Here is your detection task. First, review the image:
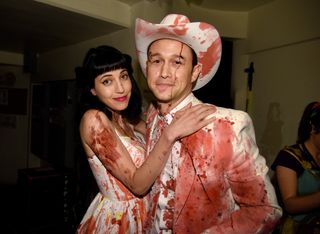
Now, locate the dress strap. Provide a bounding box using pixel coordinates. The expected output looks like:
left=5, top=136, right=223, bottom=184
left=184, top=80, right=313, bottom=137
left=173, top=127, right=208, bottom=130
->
left=284, top=144, right=320, bottom=180
left=283, top=145, right=305, bottom=167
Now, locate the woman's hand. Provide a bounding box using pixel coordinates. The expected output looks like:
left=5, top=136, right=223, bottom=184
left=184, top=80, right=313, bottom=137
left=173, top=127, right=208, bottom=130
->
left=164, top=103, right=216, bottom=142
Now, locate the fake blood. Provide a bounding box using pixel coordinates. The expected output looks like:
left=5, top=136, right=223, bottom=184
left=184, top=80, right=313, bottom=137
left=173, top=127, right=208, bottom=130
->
left=90, top=116, right=121, bottom=173
left=172, top=117, right=274, bottom=232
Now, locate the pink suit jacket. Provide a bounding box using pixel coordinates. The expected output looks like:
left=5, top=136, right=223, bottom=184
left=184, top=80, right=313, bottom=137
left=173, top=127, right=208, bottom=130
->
left=145, top=96, right=282, bottom=234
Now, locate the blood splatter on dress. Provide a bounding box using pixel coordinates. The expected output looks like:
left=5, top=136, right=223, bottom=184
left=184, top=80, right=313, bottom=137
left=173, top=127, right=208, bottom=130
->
left=76, top=132, right=149, bottom=234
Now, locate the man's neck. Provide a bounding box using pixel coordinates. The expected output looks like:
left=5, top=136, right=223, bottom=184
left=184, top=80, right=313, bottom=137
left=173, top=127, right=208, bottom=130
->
left=157, top=93, right=193, bottom=115
left=157, top=102, right=177, bottom=115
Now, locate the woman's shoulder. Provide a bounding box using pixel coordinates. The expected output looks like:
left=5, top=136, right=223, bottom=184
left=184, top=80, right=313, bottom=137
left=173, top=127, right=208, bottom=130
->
left=271, top=144, right=304, bottom=174
left=80, top=109, right=112, bottom=132
left=82, top=109, right=108, bottom=121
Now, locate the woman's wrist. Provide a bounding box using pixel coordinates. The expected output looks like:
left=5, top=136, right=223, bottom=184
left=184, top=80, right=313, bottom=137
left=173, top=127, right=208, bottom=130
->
left=162, top=127, right=178, bottom=144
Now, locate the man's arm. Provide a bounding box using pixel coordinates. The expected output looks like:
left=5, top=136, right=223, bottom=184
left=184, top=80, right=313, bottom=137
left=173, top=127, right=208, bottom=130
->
left=207, top=111, right=282, bottom=233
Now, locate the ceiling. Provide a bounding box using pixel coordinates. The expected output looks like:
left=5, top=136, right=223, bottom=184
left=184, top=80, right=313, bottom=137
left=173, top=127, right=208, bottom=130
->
left=0, top=0, right=274, bottom=54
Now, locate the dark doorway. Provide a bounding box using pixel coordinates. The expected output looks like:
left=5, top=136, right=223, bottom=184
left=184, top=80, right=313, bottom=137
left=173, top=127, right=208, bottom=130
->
left=194, top=39, right=233, bottom=108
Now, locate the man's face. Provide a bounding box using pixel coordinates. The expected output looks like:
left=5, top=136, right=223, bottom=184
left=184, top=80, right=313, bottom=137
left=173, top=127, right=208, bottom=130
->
left=146, top=39, right=201, bottom=107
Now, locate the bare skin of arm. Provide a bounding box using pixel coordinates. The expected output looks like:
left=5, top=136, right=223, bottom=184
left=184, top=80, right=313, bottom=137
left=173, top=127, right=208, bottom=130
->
left=276, top=165, right=320, bottom=214
left=80, top=104, right=215, bottom=196
left=133, top=119, right=146, bottom=136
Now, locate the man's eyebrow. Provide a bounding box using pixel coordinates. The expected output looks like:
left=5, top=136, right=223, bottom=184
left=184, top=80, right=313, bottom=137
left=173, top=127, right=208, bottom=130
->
left=148, top=51, right=158, bottom=56
left=148, top=52, right=185, bottom=60
left=176, top=55, right=185, bottom=60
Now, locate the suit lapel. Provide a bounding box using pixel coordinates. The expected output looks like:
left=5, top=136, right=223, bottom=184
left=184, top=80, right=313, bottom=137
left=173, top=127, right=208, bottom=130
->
left=174, top=128, right=215, bottom=225
left=174, top=144, right=196, bottom=224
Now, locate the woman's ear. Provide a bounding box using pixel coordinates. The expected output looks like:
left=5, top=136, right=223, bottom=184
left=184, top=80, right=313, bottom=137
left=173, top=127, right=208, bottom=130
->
left=191, top=64, right=202, bottom=83
left=90, top=88, right=97, bottom=96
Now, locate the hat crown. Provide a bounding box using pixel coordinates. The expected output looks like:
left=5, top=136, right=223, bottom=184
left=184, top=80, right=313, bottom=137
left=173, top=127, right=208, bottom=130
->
left=135, top=14, right=222, bottom=90
left=160, top=14, right=190, bottom=25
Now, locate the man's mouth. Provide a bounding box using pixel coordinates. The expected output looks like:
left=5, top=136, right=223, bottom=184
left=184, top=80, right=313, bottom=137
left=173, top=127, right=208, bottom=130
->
left=156, top=83, right=174, bottom=92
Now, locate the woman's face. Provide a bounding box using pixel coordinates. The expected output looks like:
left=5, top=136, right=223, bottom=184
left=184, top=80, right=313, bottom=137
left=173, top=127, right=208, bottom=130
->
left=91, top=68, right=132, bottom=112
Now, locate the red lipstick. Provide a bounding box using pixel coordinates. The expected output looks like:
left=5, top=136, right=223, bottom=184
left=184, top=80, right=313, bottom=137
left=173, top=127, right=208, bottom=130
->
left=114, top=96, right=127, bottom=102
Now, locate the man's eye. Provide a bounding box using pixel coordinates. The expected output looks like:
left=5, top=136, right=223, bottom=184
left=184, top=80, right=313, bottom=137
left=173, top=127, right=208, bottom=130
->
left=149, top=58, right=161, bottom=64
left=175, top=59, right=182, bottom=65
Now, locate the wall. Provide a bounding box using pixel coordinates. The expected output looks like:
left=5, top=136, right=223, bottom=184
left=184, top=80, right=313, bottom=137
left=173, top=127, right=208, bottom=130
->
left=37, top=0, right=248, bottom=79
left=37, top=0, right=171, bottom=105
left=171, top=0, right=248, bottom=39
left=37, top=28, right=136, bottom=82
left=0, top=51, right=23, bottom=66
left=0, top=63, right=40, bottom=184
left=231, top=0, right=320, bottom=167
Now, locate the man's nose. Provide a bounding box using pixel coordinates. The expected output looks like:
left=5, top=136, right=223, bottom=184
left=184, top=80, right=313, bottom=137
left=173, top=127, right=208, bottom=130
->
left=160, top=62, right=171, bottom=79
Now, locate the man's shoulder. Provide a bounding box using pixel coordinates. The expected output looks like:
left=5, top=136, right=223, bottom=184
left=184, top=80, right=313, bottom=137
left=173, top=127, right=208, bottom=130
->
left=210, top=105, right=250, bottom=121
left=199, top=105, right=253, bottom=134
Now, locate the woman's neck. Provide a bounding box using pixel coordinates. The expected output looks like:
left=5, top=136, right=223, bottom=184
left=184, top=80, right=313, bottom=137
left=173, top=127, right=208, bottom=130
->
left=112, top=112, right=134, bottom=138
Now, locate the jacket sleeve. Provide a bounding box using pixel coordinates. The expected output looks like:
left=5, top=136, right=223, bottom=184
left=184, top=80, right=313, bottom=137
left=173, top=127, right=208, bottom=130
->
left=207, top=111, right=282, bottom=233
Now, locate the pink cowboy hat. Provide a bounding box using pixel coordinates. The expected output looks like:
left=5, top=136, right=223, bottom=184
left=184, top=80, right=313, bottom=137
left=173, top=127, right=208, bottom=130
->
left=135, top=14, right=222, bottom=90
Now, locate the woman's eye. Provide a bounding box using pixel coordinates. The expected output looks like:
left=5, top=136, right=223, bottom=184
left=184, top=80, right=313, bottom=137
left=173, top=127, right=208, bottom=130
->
left=102, top=80, right=111, bottom=85
left=121, top=74, right=129, bottom=80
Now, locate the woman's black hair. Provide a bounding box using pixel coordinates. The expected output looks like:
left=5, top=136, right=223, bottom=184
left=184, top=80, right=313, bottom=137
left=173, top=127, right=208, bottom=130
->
left=297, top=101, right=320, bottom=143
left=76, top=45, right=142, bottom=124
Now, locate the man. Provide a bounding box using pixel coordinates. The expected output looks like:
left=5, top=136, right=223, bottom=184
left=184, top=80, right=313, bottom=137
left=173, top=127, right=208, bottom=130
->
left=135, top=14, right=282, bottom=233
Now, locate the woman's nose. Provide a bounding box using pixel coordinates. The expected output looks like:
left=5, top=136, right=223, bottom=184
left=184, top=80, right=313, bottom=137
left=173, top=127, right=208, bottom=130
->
left=115, top=80, right=125, bottom=92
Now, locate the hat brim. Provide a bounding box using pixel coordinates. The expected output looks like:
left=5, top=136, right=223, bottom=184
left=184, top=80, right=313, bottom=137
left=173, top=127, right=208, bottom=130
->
left=135, top=17, right=222, bottom=90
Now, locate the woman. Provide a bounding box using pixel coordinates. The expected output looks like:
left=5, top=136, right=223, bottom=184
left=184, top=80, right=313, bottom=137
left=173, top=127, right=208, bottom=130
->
left=272, top=101, right=320, bottom=233
left=76, top=45, right=214, bottom=233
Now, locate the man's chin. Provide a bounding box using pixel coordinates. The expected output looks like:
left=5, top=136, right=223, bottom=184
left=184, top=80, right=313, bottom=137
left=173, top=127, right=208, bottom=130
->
left=153, top=93, right=173, bottom=103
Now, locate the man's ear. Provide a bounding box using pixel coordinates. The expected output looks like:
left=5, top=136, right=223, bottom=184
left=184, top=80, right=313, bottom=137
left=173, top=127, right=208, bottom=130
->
left=191, top=64, right=202, bottom=83
left=90, top=88, right=97, bottom=96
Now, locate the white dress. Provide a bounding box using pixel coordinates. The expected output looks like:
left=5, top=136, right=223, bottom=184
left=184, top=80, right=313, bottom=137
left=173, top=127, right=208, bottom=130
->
left=76, top=132, right=148, bottom=234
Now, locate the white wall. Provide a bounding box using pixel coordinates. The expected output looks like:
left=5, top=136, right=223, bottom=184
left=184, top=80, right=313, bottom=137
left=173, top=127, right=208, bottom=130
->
left=232, top=0, right=320, bottom=166
left=36, top=29, right=134, bottom=82
left=171, top=0, right=248, bottom=39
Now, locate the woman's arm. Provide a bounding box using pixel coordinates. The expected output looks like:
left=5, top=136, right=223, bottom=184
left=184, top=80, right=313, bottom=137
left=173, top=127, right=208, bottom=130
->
left=80, top=104, right=215, bottom=196
left=276, top=165, right=320, bottom=214
left=133, top=119, right=146, bottom=136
